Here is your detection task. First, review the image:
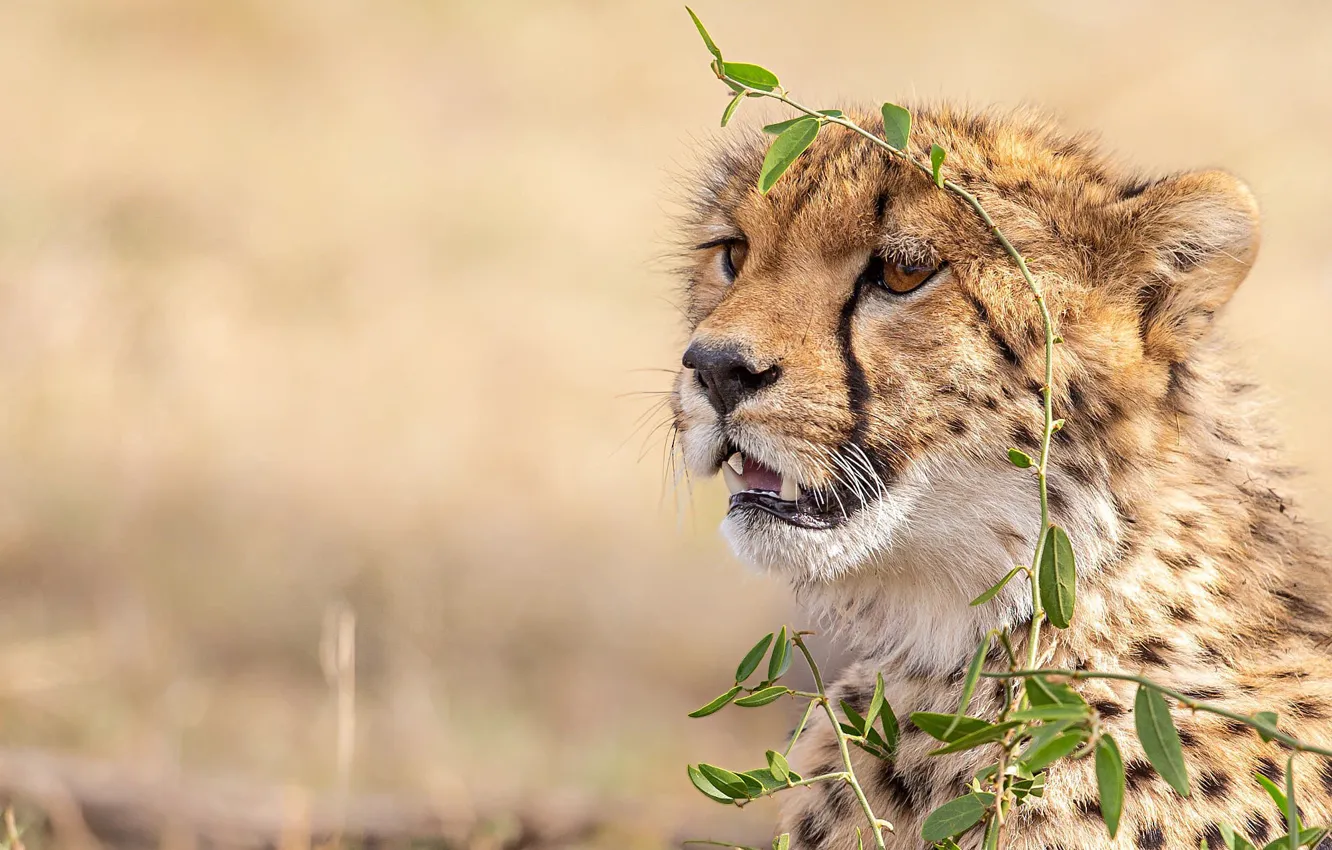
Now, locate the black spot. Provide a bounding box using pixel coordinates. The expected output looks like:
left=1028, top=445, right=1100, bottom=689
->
left=964, top=292, right=1021, bottom=367
left=1291, top=697, right=1329, bottom=720
left=1272, top=589, right=1324, bottom=621
left=1177, top=726, right=1200, bottom=748
left=1245, top=812, right=1271, bottom=842
left=1167, top=240, right=1207, bottom=272
left=875, top=760, right=915, bottom=811
left=1092, top=700, right=1124, bottom=718
left=1125, top=759, right=1155, bottom=790
left=1158, top=550, right=1199, bottom=573
left=1073, top=797, right=1101, bottom=819
left=1167, top=360, right=1193, bottom=397
left=1199, top=824, right=1225, bottom=850
left=1047, top=486, right=1068, bottom=516
left=1167, top=604, right=1198, bottom=623
left=1136, top=823, right=1166, bottom=848
left=794, top=811, right=828, bottom=848
left=1321, top=760, right=1332, bottom=797
left=1120, top=178, right=1153, bottom=199
left=1256, top=756, right=1282, bottom=783
left=948, top=417, right=969, bottom=436
left=1199, top=771, right=1231, bottom=800
left=1181, top=686, right=1225, bottom=700
left=823, top=781, right=856, bottom=818
left=1128, top=637, right=1171, bottom=667
left=873, top=191, right=888, bottom=223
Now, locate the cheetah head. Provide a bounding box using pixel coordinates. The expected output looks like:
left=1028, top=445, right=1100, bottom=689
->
left=671, top=105, right=1260, bottom=603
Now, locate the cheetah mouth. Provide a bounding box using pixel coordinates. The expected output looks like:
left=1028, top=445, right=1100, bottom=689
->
left=718, top=446, right=856, bottom=530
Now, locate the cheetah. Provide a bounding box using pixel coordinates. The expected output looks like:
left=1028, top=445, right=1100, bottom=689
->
left=669, top=104, right=1332, bottom=848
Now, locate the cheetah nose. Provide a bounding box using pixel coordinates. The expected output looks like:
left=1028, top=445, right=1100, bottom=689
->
left=681, top=340, right=781, bottom=417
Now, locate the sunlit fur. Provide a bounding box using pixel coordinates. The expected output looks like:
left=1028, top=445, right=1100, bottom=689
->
left=669, top=104, right=1332, bottom=848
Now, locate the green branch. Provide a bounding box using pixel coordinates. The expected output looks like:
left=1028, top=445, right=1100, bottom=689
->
left=984, top=669, right=1332, bottom=759
left=791, top=633, right=893, bottom=847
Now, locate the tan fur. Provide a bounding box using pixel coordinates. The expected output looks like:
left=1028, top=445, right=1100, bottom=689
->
left=670, top=105, right=1332, bottom=849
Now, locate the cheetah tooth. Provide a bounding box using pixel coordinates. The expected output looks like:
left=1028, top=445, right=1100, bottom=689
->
left=726, top=452, right=744, bottom=475
left=722, top=462, right=745, bottom=496
left=780, top=473, right=800, bottom=503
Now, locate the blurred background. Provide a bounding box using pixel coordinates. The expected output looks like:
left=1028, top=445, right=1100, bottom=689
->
left=0, top=0, right=1328, bottom=847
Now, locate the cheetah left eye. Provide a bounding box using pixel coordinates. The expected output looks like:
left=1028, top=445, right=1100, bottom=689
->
left=861, top=256, right=946, bottom=295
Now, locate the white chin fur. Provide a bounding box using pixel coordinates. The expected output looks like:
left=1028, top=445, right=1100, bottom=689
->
left=720, top=495, right=912, bottom=583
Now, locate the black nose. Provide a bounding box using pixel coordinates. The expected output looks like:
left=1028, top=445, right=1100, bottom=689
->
left=681, top=340, right=781, bottom=417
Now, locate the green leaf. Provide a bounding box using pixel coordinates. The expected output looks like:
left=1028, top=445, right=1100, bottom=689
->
left=1007, top=448, right=1033, bottom=469
left=773, top=834, right=790, bottom=850
left=758, top=118, right=819, bottom=194
left=736, top=633, right=774, bottom=683
left=1284, top=756, right=1299, bottom=850
left=697, top=763, right=750, bottom=799
left=1254, top=711, right=1280, bottom=743
left=1134, top=686, right=1190, bottom=796
left=866, top=672, right=886, bottom=729
left=1038, top=525, right=1077, bottom=629
left=1024, top=675, right=1087, bottom=708
left=1095, top=736, right=1125, bottom=839
left=739, top=768, right=783, bottom=794
left=982, top=817, right=1000, bottom=850
left=1256, top=772, right=1293, bottom=824
left=1218, top=824, right=1257, bottom=850
left=766, top=749, right=790, bottom=783
left=767, top=627, right=791, bottom=681
left=971, top=567, right=1024, bottom=607
left=688, top=764, right=737, bottom=803
left=1261, top=829, right=1329, bottom=850
left=930, top=144, right=947, bottom=187
left=685, top=7, right=722, bottom=61
left=930, top=721, right=1023, bottom=756
left=1008, top=704, right=1091, bottom=722
left=1011, top=770, right=1046, bottom=801
left=880, top=103, right=911, bottom=150
left=763, top=110, right=842, bottom=135
left=735, top=685, right=789, bottom=707
left=879, top=699, right=900, bottom=757
left=942, top=635, right=991, bottom=744
left=840, top=700, right=867, bottom=735
left=722, top=62, right=779, bottom=91
left=688, top=685, right=742, bottom=718
left=911, top=711, right=991, bottom=742
left=920, top=793, right=994, bottom=842
left=720, top=92, right=744, bottom=128
left=1018, top=729, right=1086, bottom=772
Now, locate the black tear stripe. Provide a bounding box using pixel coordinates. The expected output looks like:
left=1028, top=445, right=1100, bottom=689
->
left=835, top=278, right=895, bottom=489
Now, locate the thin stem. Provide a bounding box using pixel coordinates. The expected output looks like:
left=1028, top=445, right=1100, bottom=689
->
left=984, top=669, right=1332, bottom=759
left=785, top=698, right=818, bottom=756
left=792, top=634, right=892, bottom=848
left=731, top=80, right=1061, bottom=846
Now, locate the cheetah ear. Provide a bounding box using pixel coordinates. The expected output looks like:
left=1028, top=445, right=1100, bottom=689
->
left=1115, top=169, right=1260, bottom=359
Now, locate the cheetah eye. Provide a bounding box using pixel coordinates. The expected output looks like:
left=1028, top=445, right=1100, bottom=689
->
left=861, top=256, right=945, bottom=295
left=720, top=240, right=749, bottom=282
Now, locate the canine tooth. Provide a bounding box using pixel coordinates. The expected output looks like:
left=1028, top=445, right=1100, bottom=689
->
left=722, top=462, right=745, bottom=496
left=780, top=473, right=800, bottom=503
left=726, top=452, right=744, bottom=474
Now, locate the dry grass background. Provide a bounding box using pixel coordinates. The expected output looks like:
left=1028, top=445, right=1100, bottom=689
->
left=0, top=0, right=1328, bottom=846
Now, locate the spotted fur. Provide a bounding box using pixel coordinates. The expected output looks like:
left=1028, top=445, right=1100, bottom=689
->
left=669, top=104, right=1332, bottom=848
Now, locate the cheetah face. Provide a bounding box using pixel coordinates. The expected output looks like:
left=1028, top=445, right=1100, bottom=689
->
left=671, top=106, right=1259, bottom=585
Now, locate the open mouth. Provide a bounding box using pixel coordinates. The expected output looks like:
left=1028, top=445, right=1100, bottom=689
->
left=719, top=447, right=850, bottom=530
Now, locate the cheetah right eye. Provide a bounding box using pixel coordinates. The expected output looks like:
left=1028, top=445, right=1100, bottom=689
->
left=720, top=240, right=749, bottom=282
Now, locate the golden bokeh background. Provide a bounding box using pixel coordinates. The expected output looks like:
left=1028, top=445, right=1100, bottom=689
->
left=0, top=1, right=1328, bottom=846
